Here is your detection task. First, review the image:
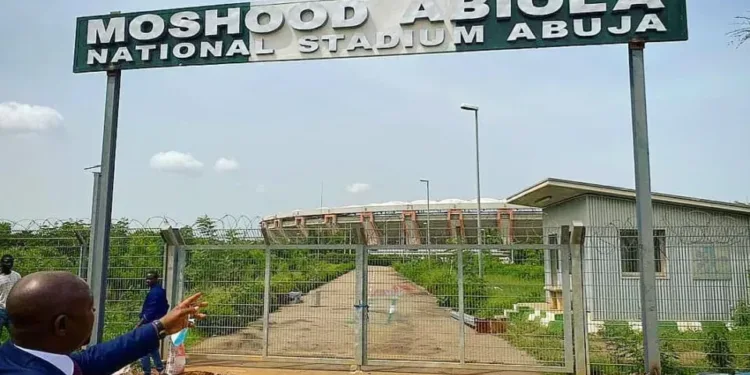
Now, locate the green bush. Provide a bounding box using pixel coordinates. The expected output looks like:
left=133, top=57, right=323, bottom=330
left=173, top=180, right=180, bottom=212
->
left=732, top=301, right=750, bottom=328
left=596, top=321, right=685, bottom=375
left=704, top=322, right=735, bottom=374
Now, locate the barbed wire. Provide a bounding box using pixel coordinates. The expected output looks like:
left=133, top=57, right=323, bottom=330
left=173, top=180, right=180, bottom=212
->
left=2, top=209, right=748, bottom=247
left=585, top=209, right=750, bottom=252
left=0, top=215, right=265, bottom=231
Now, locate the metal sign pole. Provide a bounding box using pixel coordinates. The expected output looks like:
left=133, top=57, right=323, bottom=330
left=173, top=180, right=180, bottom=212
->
left=89, top=69, right=122, bottom=345
left=628, top=40, right=660, bottom=375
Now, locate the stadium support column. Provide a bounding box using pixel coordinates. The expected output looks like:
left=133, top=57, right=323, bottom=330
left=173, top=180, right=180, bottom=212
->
left=295, top=216, right=309, bottom=238
left=401, top=211, right=420, bottom=246
left=360, top=212, right=380, bottom=245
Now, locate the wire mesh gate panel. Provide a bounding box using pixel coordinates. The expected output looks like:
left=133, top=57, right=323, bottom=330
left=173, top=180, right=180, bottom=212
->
left=181, top=244, right=266, bottom=355
left=265, top=245, right=357, bottom=360
left=364, top=244, right=573, bottom=372
left=366, top=248, right=461, bottom=363
left=177, top=230, right=574, bottom=372
left=181, top=244, right=357, bottom=361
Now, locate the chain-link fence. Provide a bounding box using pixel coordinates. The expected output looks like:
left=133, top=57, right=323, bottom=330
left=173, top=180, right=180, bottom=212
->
left=0, top=223, right=164, bottom=343
left=104, top=228, right=165, bottom=341
left=4, top=218, right=749, bottom=374
left=585, top=224, right=750, bottom=375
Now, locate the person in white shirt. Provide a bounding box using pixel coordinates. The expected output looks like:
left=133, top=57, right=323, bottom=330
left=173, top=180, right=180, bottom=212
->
left=0, top=254, right=22, bottom=338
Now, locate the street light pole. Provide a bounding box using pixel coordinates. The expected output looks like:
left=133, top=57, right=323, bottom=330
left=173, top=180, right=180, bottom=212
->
left=461, top=104, right=483, bottom=279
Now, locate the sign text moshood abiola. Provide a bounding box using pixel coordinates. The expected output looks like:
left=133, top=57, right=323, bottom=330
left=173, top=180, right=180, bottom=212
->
left=72, top=0, right=688, bottom=73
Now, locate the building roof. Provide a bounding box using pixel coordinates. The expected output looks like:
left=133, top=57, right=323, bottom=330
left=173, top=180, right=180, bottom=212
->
left=506, top=178, right=750, bottom=215
left=262, top=198, right=539, bottom=221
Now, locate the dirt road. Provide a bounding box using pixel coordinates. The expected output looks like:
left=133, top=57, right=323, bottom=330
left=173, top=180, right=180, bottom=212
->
left=191, top=266, right=536, bottom=365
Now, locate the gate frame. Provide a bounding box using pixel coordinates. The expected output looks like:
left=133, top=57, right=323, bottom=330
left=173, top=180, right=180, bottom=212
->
left=174, top=224, right=587, bottom=374
left=362, top=228, right=579, bottom=373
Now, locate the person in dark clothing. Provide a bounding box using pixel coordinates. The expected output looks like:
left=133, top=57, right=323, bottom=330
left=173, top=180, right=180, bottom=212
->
left=138, top=271, right=169, bottom=375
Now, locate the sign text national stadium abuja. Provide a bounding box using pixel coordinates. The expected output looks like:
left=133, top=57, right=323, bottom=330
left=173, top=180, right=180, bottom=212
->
left=75, top=0, right=686, bottom=72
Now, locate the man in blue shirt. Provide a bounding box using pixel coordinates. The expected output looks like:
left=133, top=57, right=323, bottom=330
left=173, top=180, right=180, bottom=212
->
left=138, top=271, right=169, bottom=375
left=0, top=271, right=206, bottom=375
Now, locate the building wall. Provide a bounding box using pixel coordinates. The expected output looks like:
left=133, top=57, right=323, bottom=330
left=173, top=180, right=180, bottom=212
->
left=541, top=194, right=750, bottom=322
left=542, top=197, right=589, bottom=308
left=584, top=195, right=750, bottom=322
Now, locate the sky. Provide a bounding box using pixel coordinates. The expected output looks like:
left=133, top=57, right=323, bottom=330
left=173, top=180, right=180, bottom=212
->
left=0, top=0, right=749, bottom=225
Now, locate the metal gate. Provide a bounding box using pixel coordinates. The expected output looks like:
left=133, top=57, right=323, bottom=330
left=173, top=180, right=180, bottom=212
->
left=361, top=244, right=575, bottom=373
left=167, top=228, right=579, bottom=373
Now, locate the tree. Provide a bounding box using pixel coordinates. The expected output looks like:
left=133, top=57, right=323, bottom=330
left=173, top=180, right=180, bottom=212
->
left=194, top=215, right=217, bottom=239
left=729, top=14, right=750, bottom=47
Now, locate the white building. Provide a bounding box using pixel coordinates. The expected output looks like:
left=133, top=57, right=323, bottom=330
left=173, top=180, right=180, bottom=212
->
left=507, top=178, right=750, bottom=325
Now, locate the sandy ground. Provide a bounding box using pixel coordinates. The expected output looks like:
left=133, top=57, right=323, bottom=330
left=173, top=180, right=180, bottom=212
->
left=191, top=266, right=537, bottom=366
left=185, top=364, right=540, bottom=375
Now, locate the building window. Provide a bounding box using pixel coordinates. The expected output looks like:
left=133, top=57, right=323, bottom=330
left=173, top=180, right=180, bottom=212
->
left=548, top=234, right=559, bottom=284
left=548, top=234, right=558, bottom=245
left=619, top=229, right=666, bottom=275
left=693, top=245, right=731, bottom=280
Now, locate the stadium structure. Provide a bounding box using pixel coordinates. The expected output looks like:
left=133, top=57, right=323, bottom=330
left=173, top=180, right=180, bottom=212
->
left=261, top=199, right=543, bottom=246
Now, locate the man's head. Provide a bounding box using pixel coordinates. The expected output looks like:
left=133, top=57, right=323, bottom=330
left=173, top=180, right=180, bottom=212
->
left=146, top=271, right=160, bottom=287
left=1, top=254, right=13, bottom=274
left=6, top=271, right=95, bottom=354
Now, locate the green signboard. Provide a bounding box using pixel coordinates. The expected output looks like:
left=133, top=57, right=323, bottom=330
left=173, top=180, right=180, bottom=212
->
left=73, top=0, right=688, bottom=73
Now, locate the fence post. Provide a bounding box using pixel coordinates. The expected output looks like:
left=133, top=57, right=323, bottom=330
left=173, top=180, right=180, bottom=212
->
left=457, top=241, right=466, bottom=364
left=160, top=227, right=185, bottom=359
left=261, top=227, right=272, bottom=358
left=73, top=231, right=87, bottom=279
left=560, top=226, right=574, bottom=372
left=354, top=225, right=368, bottom=369
left=569, top=222, right=589, bottom=375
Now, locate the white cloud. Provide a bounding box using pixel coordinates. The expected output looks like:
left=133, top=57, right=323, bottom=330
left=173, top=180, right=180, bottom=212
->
left=0, top=102, right=63, bottom=133
left=214, top=157, right=240, bottom=173
left=346, top=182, right=371, bottom=194
left=255, top=184, right=266, bottom=193
left=149, top=151, right=204, bottom=173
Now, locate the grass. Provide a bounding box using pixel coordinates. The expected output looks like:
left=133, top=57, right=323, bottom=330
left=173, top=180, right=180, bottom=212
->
left=501, top=311, right=566, bottom=366
left=392, top=256, right=750, bottom=375
left=393, top=252, right=546, bottom=318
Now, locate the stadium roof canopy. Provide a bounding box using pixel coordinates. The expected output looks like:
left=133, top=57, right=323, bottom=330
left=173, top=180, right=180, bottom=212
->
left=262, top=198, right=538, bottom=221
